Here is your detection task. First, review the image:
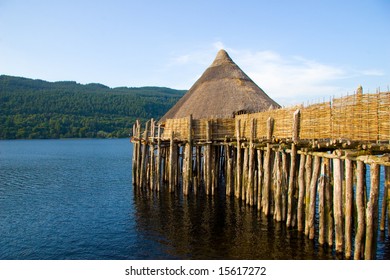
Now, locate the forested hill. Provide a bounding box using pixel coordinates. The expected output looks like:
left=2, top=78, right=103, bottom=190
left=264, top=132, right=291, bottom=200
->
left=0, top=75, right=185, bottom=139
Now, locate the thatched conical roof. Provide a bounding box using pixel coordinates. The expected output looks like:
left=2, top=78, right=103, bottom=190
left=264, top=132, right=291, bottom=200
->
left=160, top=49, right=280, bottom=122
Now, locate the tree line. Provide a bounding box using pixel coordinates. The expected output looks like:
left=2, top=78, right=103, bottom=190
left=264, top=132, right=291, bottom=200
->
left=0, top=75, right=185, bottom=139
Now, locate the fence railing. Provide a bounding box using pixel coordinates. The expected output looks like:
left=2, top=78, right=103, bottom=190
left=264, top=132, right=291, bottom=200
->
left=160, top=91, right=390, bottom=142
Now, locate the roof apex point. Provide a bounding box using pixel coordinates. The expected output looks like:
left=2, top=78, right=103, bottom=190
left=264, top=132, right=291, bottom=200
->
left=211, top=49, right=233, bottom=66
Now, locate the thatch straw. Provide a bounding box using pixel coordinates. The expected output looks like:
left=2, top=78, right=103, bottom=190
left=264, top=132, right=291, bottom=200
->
left=160, top=49, right=280, bottom=122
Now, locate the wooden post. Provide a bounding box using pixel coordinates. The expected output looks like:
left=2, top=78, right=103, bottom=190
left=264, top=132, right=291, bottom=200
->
left=271, top=152, right=278, bottom=216
left=225, top=144, right=233, bottom=196
left=131, top=121, right=139, bottom=187
left=333, top=156, right=344, bottom=253
left=183, top=144, right=189, bottom=195
left=292, top=109, right=301, bottom=143
left=304, top=155, right=313, bottom=236
left=262, top=117, right=274, bottom=216
left=135, top=120, right=142, bottom=187
left=183, top=115, right=193, bottom=196
left=242, top=144, right=249, bottom=202
left=247, top=119, right=255, bottom=205
left=318, top=175, right=326, bottom=245
left=297, top=154, right=306, bottom=231
left=139, top=121, right=150, bottom=189
left=365, top=163, right=380, bottom=259
left=354, top=161, right=366, bottom=259
left=287, top=143, right=297, bottom=227
left=274, top=150, right=282, bottom=222
left=195, top=146, right=201, bottom=194
left=168, top=131, right=175, bottom=193
left=156, top=124, right=161, bottom=191
left=175, top=145, right=180, bottom=190
left=287, top=110, right=300, bottom=227
left=211, top=146, right=217, bottom=196
left=309, top=156, right=321, bottom=239
left=254, top=170, right=258, bottom=207
left=205, top=120, right=212, bottom=195
left=323, top=158, right=333, bottom=247
left=257, top=150, right=263, bottom=211
left=235, top=119, right=242, bottom=199
left=281, top=151, right=288, bottom=222
left=380, top=166, right=389, bottom=231
left=149, top=119, right=155, bottom=190
left=188, top=115, right=193, bottom=190
left=344, top=158, right=354, bottom=258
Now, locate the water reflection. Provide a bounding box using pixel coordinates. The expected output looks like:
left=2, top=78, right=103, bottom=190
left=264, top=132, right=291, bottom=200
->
left=133, top=188, right=339, bottom=260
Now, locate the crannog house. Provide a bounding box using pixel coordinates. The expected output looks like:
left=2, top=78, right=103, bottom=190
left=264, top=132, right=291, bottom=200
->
left=132, top=49, right=390, bottom=260
left=160, top=49, right=280, bottom=123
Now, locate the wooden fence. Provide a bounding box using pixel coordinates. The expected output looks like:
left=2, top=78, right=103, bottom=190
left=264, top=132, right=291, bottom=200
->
left=161, top=91, right=390, bottom=142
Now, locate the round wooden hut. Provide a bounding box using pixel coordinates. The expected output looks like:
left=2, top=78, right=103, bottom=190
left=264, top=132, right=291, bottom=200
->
left=160, top=49, right=280, bottom=123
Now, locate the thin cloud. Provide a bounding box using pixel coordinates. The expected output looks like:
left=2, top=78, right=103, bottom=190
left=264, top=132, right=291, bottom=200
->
left=166, top=43, right=385, bottom=105
left=231, top=50, right=347, bottom=105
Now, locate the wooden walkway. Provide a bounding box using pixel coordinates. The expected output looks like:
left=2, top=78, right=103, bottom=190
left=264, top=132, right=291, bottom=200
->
left=131, top=90, right=390, bottom=260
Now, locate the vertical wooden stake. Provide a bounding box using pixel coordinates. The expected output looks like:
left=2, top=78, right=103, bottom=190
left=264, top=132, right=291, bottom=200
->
left=304, top=155, right=313, bottom=236
left=281, top=151, right=288, bottom=222
left=262, top=117, right=274, bottom=216
left=254, top=170, right=258, bottom=207
left=149, top=119, right=155, bottom=191
left=323, top=158, right=333, bottom=247
left=309, top=156, right=321, bottom=239
left=139, top=121, right=150, bottom=189
left=297, top=154, right=306, bottom=231
left=345, top=158, right=354, bottom=258
left=132, top=123, right=137, bottom=186
left=333, top=156, right=344, bottom=253
left=242, top=145, right=249, bottom=202
left=196, top=146, right=201, bottom=194
left=287, top=143, right=297, bottom=227
left=247, top=119, right=255, bottom=205
left=257, top=149, right=263, bottom=211
left=183, top=115, right=193, bottom=196
left=380, top=166, right=389, bottom=231
left=225, top=144, right=232, bottom=196
left=132, top=121, right=140, bottom=187
left=135, top=120, right=142, bottom=187
left=205, top=120, right=212, bottom=195
left=168, top=131, right=175, bottom=193
left=156, top=124, right=161, bottom=191
left=235, top=119, right=242, bottom=199
left=274, top=150, right=282, bottom=222
left=365, top=163, right=380, bottom=259
left=318, top=175, right=326, bottom=245
left=354, top=161, right=366, bottom=259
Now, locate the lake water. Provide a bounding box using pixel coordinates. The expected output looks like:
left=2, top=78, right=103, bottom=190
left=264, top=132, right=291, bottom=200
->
left=0, top=139, right=389, bottom=260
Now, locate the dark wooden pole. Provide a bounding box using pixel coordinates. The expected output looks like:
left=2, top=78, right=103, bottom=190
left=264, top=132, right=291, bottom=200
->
left=380, top=166, right=389, bottom=232
left=262, top=117, right=274, bottom=216
left=156, top=124, right=161, bottom=191
left=333, top=156, right=344, bottom=252
left=354, top=161, right=366, bottom=259
left=304, top=154, right=313, bottom=236
left=297, top=154, right=306, bottom=231
left=365, top=163, right=380, bottom=259
left=308, top=156, right=321, bottom=239
left=168, top=130, right=175, bottom=193
left=345, top=158, right=354, bottom=258
left=247, top=119, right=255, bottom=205
left=235, top=119, right=242, bottom=199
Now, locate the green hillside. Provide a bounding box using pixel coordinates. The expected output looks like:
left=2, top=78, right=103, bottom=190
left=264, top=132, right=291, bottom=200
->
left=0, top=75, right=185, bottom=139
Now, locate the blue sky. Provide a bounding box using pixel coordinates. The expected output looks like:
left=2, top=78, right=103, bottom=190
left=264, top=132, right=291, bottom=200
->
left=0, top=0, right=389, bottom=105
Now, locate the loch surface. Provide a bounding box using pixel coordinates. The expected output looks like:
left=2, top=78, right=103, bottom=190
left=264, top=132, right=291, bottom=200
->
left=0, top=139, right=388, bottom=259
